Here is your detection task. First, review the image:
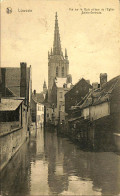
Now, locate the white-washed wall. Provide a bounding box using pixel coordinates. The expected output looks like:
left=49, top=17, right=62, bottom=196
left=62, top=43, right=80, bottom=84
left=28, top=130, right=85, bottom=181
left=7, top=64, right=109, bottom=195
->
left=82, top=107, right=90, bottom=119
left=36, top=103, right=44, bottom=127
left=89, top=102, right=110, bottom=121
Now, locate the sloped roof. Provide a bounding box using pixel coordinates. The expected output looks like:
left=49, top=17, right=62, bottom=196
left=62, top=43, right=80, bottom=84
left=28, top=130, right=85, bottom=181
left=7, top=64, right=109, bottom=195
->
left=0, top=98, right=23, bottom=111
left=68, top=116, right=83, bottom=122
left=32, top=92, right=45, bottom=104
left=7, top=87, right=17, bottom=96
left=65, top=78, right=92, bottom=95
left=36, top=93, right=45, bottom=103
left=93, top=75, right=120, bottom=106
left=80, top=92, right=93, bottom=109
left=8, top=97, right=25, bottom=100
left=99, top=75, right=120, bottom=96
left=80, top=75, right=120, bottom=109
left=42, top=90, right=48, bottom=103
left=1, top=67, right=30, bottom=97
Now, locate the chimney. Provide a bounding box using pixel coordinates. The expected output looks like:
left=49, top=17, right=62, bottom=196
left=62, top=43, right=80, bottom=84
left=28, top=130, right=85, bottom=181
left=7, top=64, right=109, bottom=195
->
left=1, top=68, right=6, bottom=97
left=92, top=82, right=98, bottom=90
left=20, top=62, right=27, bottom=102
left=100, top=73, right=107, bottom=88
left=33, top=90, right=36, bottom=95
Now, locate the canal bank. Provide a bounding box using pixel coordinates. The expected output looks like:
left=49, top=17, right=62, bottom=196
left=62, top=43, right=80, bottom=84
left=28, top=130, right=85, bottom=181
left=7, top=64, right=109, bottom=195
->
left=0, top=127, right=120, bottom=196
left=0, top=127, right=28, bottom=171
left=0, top=98, right=31, bottom=171
left=57, top=113, right=120, bottom=152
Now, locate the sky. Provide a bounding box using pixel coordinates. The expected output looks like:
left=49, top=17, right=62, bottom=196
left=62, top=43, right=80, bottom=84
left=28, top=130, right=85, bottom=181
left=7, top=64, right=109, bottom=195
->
left=1, top=0, right=120, bottom=92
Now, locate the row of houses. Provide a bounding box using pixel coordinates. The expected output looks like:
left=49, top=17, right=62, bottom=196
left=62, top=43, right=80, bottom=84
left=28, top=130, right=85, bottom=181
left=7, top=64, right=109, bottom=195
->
left=44, top=76, right=72, bottom=126
left=67, top=74, right=120, bottom=125
left=0, top=62, right=33, bottom=171
left=31, top=86, right=47, bottom=128
left=44, top=75, right=92, bottom=126
left=56, top=73, right=120, bottom=151
left=44, top=61, right=120, bottom=149
left=47, top=72, right=119, bottom=131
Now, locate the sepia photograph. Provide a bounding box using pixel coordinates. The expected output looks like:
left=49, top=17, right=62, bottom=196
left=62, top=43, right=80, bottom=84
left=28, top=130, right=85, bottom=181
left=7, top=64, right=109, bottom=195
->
left=0, top=0, right=120, bottom=195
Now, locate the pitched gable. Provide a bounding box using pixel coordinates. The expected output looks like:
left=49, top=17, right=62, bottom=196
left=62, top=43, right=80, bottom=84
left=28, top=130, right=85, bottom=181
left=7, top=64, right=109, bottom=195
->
left=1, top=67, right=30, bottom=97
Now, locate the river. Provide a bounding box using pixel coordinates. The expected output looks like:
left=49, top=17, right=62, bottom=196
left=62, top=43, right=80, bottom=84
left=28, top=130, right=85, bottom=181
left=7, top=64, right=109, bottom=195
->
left=0, top=127, right=120, bottom=196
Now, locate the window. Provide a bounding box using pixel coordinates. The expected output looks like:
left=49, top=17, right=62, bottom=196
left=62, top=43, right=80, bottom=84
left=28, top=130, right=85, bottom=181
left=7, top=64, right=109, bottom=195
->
left=56, top=66, right=58, bottom=76
left=0, top=110, right=19, bottom=122
left=62, top=67, right=64, bottom=77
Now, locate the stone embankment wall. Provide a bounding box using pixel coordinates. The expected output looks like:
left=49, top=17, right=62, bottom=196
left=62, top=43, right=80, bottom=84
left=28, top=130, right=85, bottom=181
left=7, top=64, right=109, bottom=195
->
left=0, top=127, right=28, bottom=171
left=0, top=122, right=20, bottom=137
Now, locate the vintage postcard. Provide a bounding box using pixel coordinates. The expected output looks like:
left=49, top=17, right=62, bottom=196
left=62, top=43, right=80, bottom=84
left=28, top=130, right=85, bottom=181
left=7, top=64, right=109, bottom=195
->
left=0, top=0, right=120, bottom=195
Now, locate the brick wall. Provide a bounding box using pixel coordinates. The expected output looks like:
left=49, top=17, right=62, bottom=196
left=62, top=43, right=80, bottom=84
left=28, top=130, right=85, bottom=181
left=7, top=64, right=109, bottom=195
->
left=0, top=127, right=27, bottom=171
left=0, top=122, right=20, bottom=136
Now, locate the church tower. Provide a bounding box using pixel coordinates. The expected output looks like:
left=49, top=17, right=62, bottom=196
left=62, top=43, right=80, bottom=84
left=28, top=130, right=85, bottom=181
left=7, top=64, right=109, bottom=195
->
left=48, top=12, right=69, bottom=102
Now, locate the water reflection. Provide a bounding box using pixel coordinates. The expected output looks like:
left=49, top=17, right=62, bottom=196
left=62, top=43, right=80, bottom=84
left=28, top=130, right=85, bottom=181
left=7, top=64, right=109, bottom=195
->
left=0, top=128, right=120, bottom=196
left=0, top=140, right=31, bottom=196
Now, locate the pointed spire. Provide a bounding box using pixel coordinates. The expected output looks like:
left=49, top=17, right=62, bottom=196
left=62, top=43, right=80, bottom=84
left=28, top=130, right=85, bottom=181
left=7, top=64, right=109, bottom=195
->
left=43, top=80, right=47, bottom=88
left=43, top=80, right=47, bottom=93
left=65, top=48, right=68, bottom=59
left=55, top=12, right=58, bottom=20
left=53, top=12, right=62, bottom=55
